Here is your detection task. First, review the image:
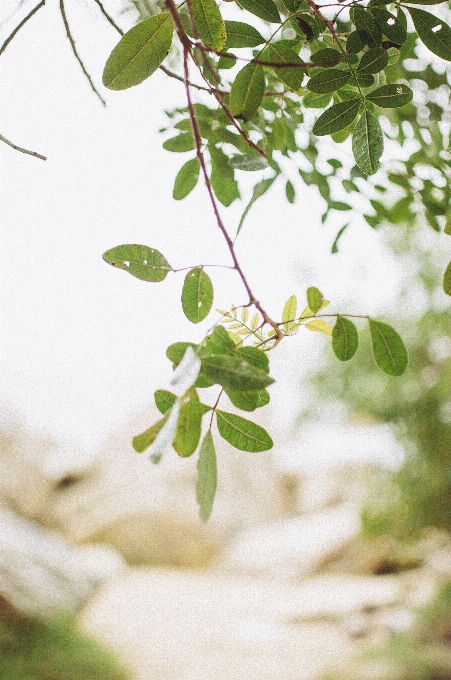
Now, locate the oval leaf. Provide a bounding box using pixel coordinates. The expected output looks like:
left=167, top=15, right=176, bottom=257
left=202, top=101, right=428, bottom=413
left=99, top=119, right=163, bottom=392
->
left=358, top=47, right=389, bottom=73
left=196, top=431, right=217, bottom=522
left=163, top=133, right=195, bottom=152
left=224, top=21, right=265, bottom=48
left=311, top=48, right=342, bottom=66
left=103, top=244, right=172, bottom=282
left=307, top=69, right=352, bottom=94
left=332, top=316, right=359, bottom=361
left=173, top=157, right=200, bottom=200
left=366, top=84, right=413, bottom=108
left=103, top=13, right=173, bottom=90
left=133, top=416, right=167, bottom=453
left=347, top=30, right=368, bottom=54
left=352, top=110, right=383, bottom=176
left=408, top=7, right=451, bottom=61
left=234, top=346, right=269, bottom=373
left=370, top=7, right=407, bottom=44
left=305, top=319, right=333, bottom=335
left=260, top=44, right=304, bottom=90
left=369, top=319, right=408, bottom=376
left=201, top=354, right=274, bottom=391
left=238, top=0, right=280, bottom=23
left=225, top=388, right=270, bottom=411
left=312, top=99, right=360, bottom=136
left=216, top=411, right=273, bottom=452
left=307, top=287, right=323, bottom=313
left=230, top=63, right=265, bottom=122
left=182, top=268, right=214, bottom=323
left=155, top=389, right=177, bottom=414
left=229, top=154, right=268, bottom=171
left=353, top=8, right=382, bottom=46
left=191, top=0, right=226, bottom=51
left=443, top=260, right=451, bottom=295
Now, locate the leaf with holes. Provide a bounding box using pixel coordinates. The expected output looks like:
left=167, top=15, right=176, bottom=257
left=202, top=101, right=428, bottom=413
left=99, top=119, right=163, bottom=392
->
left=443, top=261, right=451, bottom=295
left=224, top=21, right=265, bottom=48
left=307, top=69, right=352, bottom=94
left=352, top=110, right=383, bottom=176
left=366, top=84, right=413, bottom=108
left=369, top=319, right=408, bottom=375
left=358, top=47, right=389, bottom=74
left=103, top=244, right=172, bottom=282
left=173, top=157, right=200, bottom=200
left=313, top=99, right=360, bottom=136
left=182, top=268, right=214, bottom=323
left=197, top=431, right=217, bottom=522
left=260, top=44, right=304, bottom=90
left=407, top=8, right=451, bottom=61
left=191, top=0, right=226, bottom=50
left=370, top=7, right=407, bottom=44
left=216, top=411, right=273, bottom=452
left=332, top=317, right=359, bottom=361
left=201, top=353, right=274, bottom=391
left=238, top=0, right=280, bottom=23
left=103, top=13, right=173, bottom=90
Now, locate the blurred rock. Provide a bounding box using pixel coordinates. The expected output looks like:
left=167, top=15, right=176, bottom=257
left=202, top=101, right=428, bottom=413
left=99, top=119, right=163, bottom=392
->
left=0, top=508, right=124, bottom=619
left=217, top=505, right=361, bottom=580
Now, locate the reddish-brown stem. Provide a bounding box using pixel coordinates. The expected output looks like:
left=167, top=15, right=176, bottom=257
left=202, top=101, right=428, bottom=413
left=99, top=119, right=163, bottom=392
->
left=0, top=0, right=45, bottom=56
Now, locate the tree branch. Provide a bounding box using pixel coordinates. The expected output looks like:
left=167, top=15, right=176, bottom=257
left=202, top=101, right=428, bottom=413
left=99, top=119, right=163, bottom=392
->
left=0, top=0, right=46, bottom=56
left=0, top=133, right=47, bottom=161
left=59, top=0, right=106, bottom=106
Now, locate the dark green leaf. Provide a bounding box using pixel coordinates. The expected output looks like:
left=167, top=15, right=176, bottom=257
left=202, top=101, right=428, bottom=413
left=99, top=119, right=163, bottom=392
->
left=181, top=268, right=214, bottom=323
left=366, top=84, right=413, bottom=107
left=330, top=201, right=352, bottom=211
left=331, top=223, right=349, bottom=253
left=332, top=316, right=359, bottom=360
left=173, top=157, right=200, bottom=200
left=191, top=0, right=226, bottom=50
left=230, top=63, right=265, bottom=122
left=224, top=21, right=265, bottom=48
left=229, top=154, right=268, bottom=171
left=443, top=260, right=451, bottom=295
left=307, top=69, right=352, bottom=94
left=286, top=180, right=295, bottom=203
left=205, top=325, right=236, bottom=354
left=216, top=410, right=273, bottom=451
left=304, top=91, right=332, bottom=108
left=103, top=244, right=172, bottom=282
left=234, top=346, right=270, bottom=373
left=312, top=99, right=360, bottom=136
left=218, top=53, right=236, bottom=69
left=196, top=431, right=217, bottom=522
left=103, top=13, right=173, bottom=90
left=238, top=0, right=280, bottom=23
left=163, top=133, right=195, bottom=152
left=260, top=44, right=304, bottom=90
left=354, top=72, right=375, bottom=87
left=173, top=398, right=205, bottom=457
left=403, top=0, right=449, bottom=5
left=369, top=319, right=408, bottom=376
left=407, top=8, right=451, bottom=61
left=347, top=30, right=368, bottom=53
left=311, top=48, right=342, bottom=65
left=358, top=47, right=389, bottom=73
left=210, top=145, right=240, bottom=206
left=133, top=416, right=167, bottom=453
left=155, top=389, right=176, bottom=414
left=225, top=388, right=270, bottom=411
left=307, top=286, right=323, bottom=313
left=352, top=110, right=383, bottom=176
left=370, top=7, right=407, bottom=44
left=201, top=354, right=274, bottom=391
left=353, top=8, right=382, bottom=46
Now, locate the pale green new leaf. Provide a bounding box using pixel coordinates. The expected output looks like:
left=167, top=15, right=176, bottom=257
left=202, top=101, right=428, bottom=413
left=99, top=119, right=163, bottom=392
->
left=216, top=410, right=273, bottom=451
left=196, top=431, right=217, bottom=522
left=305, top=319, right=333, bottom=335
left=332, top=317, right=358, bottom=361
left=182, top=268, right=214, bottom=323
left=282, top=295, right=297, bottom=329
left=103, top=13, right=173, bottom=90
left=443, top=260, right=451, bottom=295
left=230, top=63, right=266, bottom=122
left=191, top=0, right=226, bottom=50
left=238, top=0, right=280, bottom=23
left=312, top=99, right=360, bottom=136
left=366, top=84, right=413, bottom=108
left=352, top=110, right=383, bottom=176
left=224, top=21, right=265, bottom=48
left=408, top=7, right=451, bottom=61
left=173, top=157, right=200, bottom=200
left=369, top=319, right=408, bottom=375
left=307, top=287, right=323, bottom=313
left=103, top=244, right=172, bottom=282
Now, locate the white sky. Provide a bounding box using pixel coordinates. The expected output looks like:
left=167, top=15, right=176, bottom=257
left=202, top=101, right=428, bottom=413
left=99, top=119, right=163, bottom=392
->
left=1, top=0, right=409, bottom=467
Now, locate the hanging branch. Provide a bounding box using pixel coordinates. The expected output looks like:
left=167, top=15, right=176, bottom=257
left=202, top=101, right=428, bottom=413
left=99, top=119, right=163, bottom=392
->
left=0, top=133, right=47, bottom=161
left=0, top=0, right=46, bottom=56
left=59, top=0, right=106, bottom=106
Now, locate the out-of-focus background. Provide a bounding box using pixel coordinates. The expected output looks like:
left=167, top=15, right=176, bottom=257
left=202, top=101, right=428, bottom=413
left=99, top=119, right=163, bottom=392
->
left=1, top=0, right=451, bottom=679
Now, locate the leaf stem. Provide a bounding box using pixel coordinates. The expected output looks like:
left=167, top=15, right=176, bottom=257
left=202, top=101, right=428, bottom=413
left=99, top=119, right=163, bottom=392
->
left=0, top=133, right=47, bottom=161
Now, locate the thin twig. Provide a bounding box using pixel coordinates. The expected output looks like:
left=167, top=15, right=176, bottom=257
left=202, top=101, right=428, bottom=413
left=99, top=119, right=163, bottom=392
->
left=92, top=0, right=124, bottom=34
left=159, top=64, right=212, bottom=92
left=0, top=0, right=45, bottom=56
left=0, top=133, right=47, bottom=161
left=60, top=0, right=106, bottom=106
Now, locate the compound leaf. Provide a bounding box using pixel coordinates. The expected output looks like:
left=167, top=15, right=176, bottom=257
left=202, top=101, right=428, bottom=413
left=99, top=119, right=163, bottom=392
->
left=358, top=47, right=389, bottom=74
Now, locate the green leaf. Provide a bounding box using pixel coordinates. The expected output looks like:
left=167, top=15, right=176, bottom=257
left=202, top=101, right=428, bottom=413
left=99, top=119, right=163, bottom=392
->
left=181, top=268, right=214, bottom=323
left=311, top=48, right=342, bottom=66
left=445, top=218, right=451, bottom=235
left=370, top=7, right=407, bottom=44
left=209, top=145, right=240, bottom=206
left=173, top=157, right=200, bottom=200
left=286, top=180, right=295, bottom=203
left=205, top=325, right=236, bottom=354
left=307, top=69, right=352, bottom=94
left=163, top=133, right=195, bottom=152
left=331, top=223, right=349, bottom=253
left=357, top=47, right=389, bottom=74
left=173, top=398, right=205, bottom=457
left=103, top=13, right=173, bottom=90
left=353, top=8, right=382, bottom=46
left=443, top=260, right=451, bottom=295
left=225, top=388, right=270, bottom=411
left=307, top=286, right=323, bottom=313
left=352, top=110, right=383, bottom=176
left=403, top=0, right=450, bottom=5
left=201, top=354, right=274, bottom=391
left=229, top=154, right=268, bottom=171
left=303, top=91, right=332, bottom=108
left=313, top=99, right=360, bottom=136
left=155, top=389, right=177, bottom=414
left=347, top=30, right=367, bottom=54
left=238, top=0, right=280, bottom=23
left=102, top=244, right=172, bottom=282
left=332, top=316, right=358, bottom=361
left=196, top=431, right=217, bottom=522
left=191, top=0, right=226, bottom=50
left=167, top=342, right=198, bottom=367
left=260, top=44, right=304, bottom=90
left=216, top=411, right=273, bottom=452
left=224, top=21, right=265, bottom=48
left=282, top=294, right=298, bottom=328
left=369, top=319, right=408, bottom=376
left=305, top=319, right=333, bottom=335
left=230, top=63, right=265, bottom=122
left=354, top=73, right=375, bottom=88
left=366, top=84, right=413, bottom=108
left=133, top=416, right=167, bottom=453
left=407, top=8, right=451, bottom=61
left=236, top=177, right=275, bottom=237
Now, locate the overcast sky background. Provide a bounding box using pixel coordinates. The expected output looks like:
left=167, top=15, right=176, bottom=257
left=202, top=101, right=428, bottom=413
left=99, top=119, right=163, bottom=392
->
left=0, top=0, right=414, bottom=468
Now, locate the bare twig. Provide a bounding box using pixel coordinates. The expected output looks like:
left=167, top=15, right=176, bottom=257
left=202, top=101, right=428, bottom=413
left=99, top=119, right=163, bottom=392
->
left=92, top=0, right=124, bottom=34
left=0, top=0, right=45, bottom=56
left=0, top=133, right=47, bottom=161
left=59, top=0, right=106, bottom=106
